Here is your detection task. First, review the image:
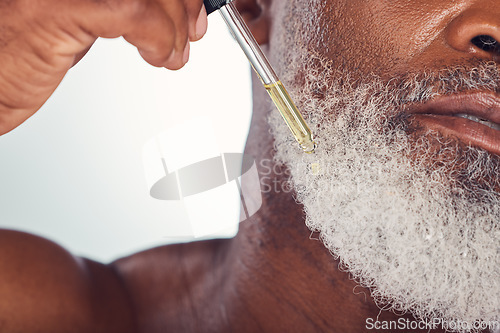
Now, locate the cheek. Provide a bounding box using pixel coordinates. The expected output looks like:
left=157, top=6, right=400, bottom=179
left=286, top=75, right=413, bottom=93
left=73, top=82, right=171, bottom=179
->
left=313, top=0, right=464, bottom=79
left=311, top=1, right=403, bottom=78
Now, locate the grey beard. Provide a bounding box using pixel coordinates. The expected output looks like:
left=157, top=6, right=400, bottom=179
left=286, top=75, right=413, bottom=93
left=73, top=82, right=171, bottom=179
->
left=267, top=54, right=500, bottom=332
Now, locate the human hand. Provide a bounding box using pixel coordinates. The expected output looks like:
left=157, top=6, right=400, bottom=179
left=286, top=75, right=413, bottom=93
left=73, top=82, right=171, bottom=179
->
left=0, top=0, right=208, bottom=135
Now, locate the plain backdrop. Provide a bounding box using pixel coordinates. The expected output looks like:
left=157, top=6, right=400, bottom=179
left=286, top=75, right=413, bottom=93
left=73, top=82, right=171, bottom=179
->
left=0, top=13, right=252, bottom=263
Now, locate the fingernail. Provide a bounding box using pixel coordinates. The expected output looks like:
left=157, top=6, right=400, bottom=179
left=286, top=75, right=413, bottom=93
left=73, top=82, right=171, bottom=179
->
left=183, top=42, right=190, bottom=64
left=195, top=6, right=208, bottom=40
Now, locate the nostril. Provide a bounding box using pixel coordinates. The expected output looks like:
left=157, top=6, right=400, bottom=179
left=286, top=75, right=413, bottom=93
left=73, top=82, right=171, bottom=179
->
left=470, top=35, right=500, bottom=54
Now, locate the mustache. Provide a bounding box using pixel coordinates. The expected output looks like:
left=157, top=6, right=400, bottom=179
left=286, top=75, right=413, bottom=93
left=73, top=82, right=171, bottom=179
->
left=295, top=58, right=499, bottom=124
left=393, top=60, right=500, bottom=105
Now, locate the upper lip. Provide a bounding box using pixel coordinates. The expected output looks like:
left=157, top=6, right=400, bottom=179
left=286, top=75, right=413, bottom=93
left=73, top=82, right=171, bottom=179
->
left=407, top=92, right=500, bottom=124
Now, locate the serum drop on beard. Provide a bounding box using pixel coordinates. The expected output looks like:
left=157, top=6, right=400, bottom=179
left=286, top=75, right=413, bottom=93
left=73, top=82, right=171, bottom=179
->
left=204, top=0, right=317, bottom=153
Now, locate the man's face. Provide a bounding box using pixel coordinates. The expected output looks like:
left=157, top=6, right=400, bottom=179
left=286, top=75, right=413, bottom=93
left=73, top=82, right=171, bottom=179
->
left=303, top=0, right=500, bottom=158
left=265, top=0, right=499, bottom=331
left=303, top=0, right=499, bottom=78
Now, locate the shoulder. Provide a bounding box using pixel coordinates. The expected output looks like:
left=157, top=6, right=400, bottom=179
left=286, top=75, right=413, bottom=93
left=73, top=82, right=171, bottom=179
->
left=0, top=229, right=135, bottom=333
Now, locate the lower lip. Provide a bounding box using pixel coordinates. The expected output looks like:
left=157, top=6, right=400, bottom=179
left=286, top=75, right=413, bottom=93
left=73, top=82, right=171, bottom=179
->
left=411, top=114, right=500, bottom=156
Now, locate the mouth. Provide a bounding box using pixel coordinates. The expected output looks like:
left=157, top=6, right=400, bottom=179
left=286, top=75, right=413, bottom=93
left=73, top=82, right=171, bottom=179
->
left=407, top=92, right=500, bottom=155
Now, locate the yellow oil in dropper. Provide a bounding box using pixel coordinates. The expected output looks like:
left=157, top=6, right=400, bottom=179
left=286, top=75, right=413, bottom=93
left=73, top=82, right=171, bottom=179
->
left=218, top=2, right=316, bottom=153
left=264, top=81, right=316, bottom=153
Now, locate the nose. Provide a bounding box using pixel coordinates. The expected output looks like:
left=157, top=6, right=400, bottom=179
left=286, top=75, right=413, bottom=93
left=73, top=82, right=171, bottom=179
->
left=445, top=7, right=500, bottom=61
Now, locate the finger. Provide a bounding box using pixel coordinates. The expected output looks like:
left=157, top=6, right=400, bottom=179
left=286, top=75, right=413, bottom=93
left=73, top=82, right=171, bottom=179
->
left=123, top=2, right=180, bottom=68
left=179, top=0, right=206, bottom=41
left=191, top=5, right=208, bottom=41
left=76, top=0, right=183, bottom=69
left=154, top=0, right=190, bottom=67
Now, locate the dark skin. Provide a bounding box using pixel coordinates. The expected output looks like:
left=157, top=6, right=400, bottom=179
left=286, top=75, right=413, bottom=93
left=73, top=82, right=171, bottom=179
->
left=0, top=0, right=499, bottom=332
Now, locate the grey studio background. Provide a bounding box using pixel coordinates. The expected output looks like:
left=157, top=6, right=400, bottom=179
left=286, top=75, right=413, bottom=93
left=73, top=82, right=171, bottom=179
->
left=0, top=14, right=252, bottom=263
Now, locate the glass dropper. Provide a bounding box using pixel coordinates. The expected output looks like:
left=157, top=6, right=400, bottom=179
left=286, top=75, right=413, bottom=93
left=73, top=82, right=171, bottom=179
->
left=205, top=0, right=316, bottom=153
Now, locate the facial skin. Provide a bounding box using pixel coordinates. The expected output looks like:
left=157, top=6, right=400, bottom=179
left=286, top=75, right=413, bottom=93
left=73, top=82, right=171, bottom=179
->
left=262, top=0, right=499, bottom=331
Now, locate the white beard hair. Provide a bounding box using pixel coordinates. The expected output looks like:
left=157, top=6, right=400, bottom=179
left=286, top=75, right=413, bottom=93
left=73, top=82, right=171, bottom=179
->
left=266, top=2, right=500, bottom=331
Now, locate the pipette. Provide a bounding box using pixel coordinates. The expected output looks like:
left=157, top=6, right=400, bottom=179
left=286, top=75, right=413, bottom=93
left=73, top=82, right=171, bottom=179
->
left=204, top=0, right=317, bottom=153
